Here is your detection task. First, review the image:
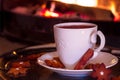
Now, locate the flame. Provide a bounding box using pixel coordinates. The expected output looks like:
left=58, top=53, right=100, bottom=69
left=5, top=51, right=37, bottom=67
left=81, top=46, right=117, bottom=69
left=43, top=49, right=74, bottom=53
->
left=57, top=0, right=97, bottom=7
left=40, top=2, right=60, bottom=17
left=76, top=0, right=97, bottom=7
left=38, top=0, right=120, bottom=21
left=40, top=9, right=60, bottom=17
left=56, top=0, right=120, bottom=21
left=110, top=1, right=120, bottom=21
left=44, top=10, right=59, bottom=17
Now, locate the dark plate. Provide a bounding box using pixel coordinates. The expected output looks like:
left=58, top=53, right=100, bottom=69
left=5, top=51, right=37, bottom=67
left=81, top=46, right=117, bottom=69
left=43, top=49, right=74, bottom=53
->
left=0, top=46, right=94, bottom=80
left=0, top=45, right=119, bottom=80
left=0, top=46, right=57, bottom=80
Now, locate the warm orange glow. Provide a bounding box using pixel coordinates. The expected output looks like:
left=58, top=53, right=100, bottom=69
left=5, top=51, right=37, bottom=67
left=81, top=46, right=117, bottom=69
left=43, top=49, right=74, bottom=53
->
left=40, top=9, right=60, bottom=17
left=56, top=0, right=120, bottom=21
left=76, top=0, right=97, bottom=7
left=110, top=2, right=117, bottom=16
left=57, top=0, right=97, bottom=7
left=44, top=10, right=59, bottom=17
left=109, top=1, right=120, bottom=21
left=39, top=2, right=60, bottom=18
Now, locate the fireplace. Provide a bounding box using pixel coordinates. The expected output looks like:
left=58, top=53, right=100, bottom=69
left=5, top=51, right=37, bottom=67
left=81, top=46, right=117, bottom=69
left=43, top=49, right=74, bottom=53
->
left=1, top=0, right=120, bottom=46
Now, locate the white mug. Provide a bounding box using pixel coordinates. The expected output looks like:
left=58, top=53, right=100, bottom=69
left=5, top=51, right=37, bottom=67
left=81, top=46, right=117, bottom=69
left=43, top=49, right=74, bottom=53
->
left=53, top=22, right=105, bottom=69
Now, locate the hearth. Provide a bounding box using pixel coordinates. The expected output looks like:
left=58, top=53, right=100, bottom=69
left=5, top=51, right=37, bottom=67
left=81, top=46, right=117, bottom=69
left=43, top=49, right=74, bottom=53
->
left=1, top=0, right=120, bottom=47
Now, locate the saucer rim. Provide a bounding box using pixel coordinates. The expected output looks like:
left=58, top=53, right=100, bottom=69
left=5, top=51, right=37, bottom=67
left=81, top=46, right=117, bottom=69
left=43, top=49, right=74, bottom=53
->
left=37, top=51, right=118, bottom=72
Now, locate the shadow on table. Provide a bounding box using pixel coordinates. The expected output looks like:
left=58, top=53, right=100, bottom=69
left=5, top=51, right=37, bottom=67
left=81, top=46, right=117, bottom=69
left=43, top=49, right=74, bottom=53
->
left=49, top=72, right=95, bottom=80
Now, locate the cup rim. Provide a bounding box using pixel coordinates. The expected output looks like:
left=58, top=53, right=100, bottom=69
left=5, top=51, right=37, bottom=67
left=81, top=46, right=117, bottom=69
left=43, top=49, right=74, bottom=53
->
left=54, top=22, right=97, bottom=29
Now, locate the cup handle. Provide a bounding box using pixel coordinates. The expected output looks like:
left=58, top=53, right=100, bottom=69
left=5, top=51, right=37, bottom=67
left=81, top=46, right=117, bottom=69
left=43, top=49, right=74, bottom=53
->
left=91, top=31, right=105, bottom=52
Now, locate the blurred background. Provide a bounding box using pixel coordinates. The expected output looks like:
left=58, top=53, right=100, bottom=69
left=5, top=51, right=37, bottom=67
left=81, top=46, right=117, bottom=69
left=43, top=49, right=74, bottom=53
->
left=0, top=0, right=120, bottom=54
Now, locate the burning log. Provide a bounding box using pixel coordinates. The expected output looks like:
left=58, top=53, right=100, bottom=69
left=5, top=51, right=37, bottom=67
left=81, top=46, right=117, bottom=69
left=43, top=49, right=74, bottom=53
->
left=44, top=1, right=114, bottom=21
left=5, top=0, right=114, bottom=21
left=2, top=0, right=120, bottom=44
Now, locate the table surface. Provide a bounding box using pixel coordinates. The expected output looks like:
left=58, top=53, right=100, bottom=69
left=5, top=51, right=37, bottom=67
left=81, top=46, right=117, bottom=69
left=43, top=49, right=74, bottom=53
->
left=0, top=36, right=26, bottom=55
left=0, top=35, right=120, bottom=80
left=0, top=44, right=119, bottom=80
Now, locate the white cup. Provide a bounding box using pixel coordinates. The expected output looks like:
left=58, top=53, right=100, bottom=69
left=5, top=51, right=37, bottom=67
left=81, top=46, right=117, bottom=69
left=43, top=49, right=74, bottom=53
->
left=53, top=22, right=105, bottom=69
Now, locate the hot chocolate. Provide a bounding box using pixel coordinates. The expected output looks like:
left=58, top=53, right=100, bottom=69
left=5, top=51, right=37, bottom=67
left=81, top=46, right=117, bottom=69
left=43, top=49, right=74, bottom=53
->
left=59, top=25, right=94, bottom=29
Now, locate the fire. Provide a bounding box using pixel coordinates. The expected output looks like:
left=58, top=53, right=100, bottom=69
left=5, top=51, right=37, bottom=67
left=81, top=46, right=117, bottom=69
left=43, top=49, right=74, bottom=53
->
left=39, top=2, right=60, bottom=18
left=40, top=9, right=60, bottom=17
left=38, top=0, right=120, bottom=21
left=110, top=1, right=120, bottom=21
left=56, top=0, right=120, bottom=21
left=76, top=0, right=97, bottom=7
left=57, top=0, right=97, bottom=7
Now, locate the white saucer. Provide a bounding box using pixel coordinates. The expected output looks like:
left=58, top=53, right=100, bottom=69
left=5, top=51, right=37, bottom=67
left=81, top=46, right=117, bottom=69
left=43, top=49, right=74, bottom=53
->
left=37, top=51, right=118, bottom=77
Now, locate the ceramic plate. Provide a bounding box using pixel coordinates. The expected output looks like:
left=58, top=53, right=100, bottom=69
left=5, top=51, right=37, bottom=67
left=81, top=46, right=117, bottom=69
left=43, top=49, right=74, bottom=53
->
left=37, top=51, right=118, bottom=77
